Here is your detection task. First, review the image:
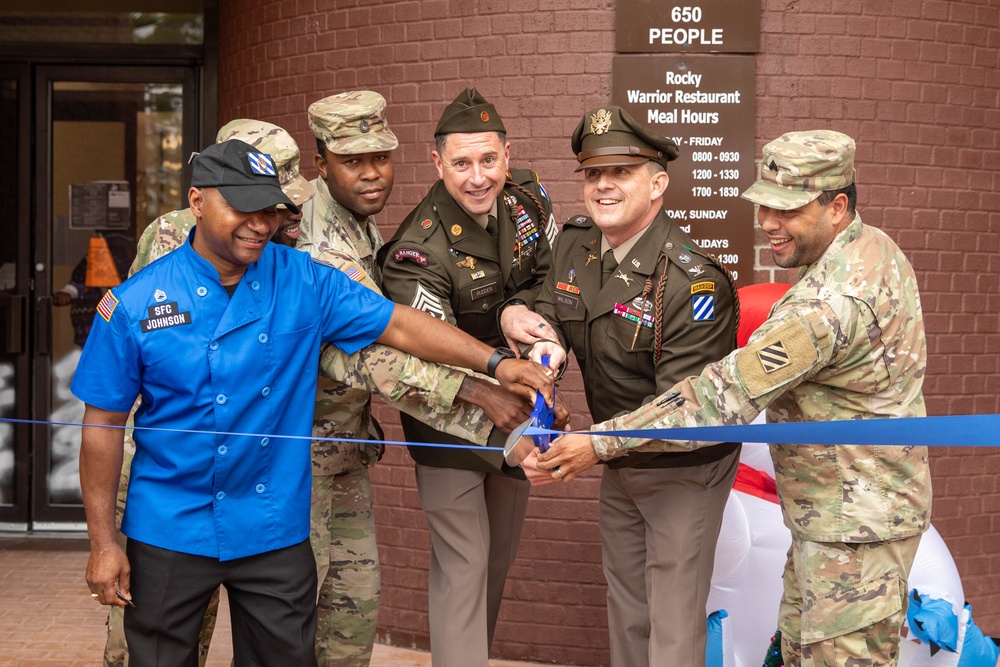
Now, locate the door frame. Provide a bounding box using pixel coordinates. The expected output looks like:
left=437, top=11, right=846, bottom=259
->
left=0, top=63, right=33, bottom=529
left=30, top=64, right=199, bottom=527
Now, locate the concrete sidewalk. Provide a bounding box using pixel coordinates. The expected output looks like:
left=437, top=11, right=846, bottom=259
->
left=0, top=535, right=572, bottom=667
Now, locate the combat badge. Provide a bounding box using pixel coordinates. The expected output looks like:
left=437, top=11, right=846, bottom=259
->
left=457, top=256, right=477, bottom=270
left=394, top=247, right=428, bottom=267
left=692, top=294, right=715, bottom=321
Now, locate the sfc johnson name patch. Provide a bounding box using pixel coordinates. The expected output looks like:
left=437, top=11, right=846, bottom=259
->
left=140, top=301, right=192, bottom=333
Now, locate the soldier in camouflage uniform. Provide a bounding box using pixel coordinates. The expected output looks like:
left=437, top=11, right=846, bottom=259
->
left=536, top=130, right=931, bottom=667
left=302, top=91, right=545, bottom=667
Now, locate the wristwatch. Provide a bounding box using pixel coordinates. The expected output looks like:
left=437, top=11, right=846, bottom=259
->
left=486, top=347, right=516, bottom=378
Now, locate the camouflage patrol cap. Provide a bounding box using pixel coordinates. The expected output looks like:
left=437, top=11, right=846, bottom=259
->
left=741, top=130, right=856, bottom=211
left=308, top=91, right=399, bottom=155
left=435, top=87, right=506, bottom=136
left=571, top=106, right=679, bottom=172
left=216, top=119, right=315, bottom=206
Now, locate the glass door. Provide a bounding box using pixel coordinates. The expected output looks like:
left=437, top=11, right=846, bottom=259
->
left=31, top=65, right=196, bottom=526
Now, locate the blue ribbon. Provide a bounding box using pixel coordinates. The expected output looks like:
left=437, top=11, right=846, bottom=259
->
left=4, top=413, right=999, bottom=450
left=525, top=414, right=1000, bottom=448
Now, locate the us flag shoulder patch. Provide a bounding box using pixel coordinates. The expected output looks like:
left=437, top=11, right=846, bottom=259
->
left=343, top=263, right=367, bottom=282
left=96, top=291, right=119, bottom=322
left=757, top=341, right=791, bottom=373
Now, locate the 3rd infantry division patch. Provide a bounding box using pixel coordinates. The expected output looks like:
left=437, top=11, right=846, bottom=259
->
left=757, top=341, right=791, bottom=373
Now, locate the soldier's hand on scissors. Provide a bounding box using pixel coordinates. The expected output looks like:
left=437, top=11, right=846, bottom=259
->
left=527, top=340, right=567, bottom=373
left=535, top=432, right=600, bottom=482
left=493, top=358, right=554, bottom=408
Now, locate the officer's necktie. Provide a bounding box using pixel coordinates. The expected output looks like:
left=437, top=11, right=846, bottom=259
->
left=487, top=214, right=498, bottom=237
left=601, top=249, right=618, bottom=286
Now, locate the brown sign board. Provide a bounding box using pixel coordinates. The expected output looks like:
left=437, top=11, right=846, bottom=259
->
left=616, top=0, right=761, bottom=53
left=612, top=54, right=756, bottom=287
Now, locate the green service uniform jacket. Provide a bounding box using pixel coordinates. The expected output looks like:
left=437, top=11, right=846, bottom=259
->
left=535, top=209, right=738, bottom=468
left=377, top=169, right=556, bottom=476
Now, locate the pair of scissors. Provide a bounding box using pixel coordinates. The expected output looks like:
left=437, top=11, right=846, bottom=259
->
left=503, top=354, right=554, bottom=465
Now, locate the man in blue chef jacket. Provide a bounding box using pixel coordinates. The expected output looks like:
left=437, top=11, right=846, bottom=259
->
left=72, top=139, right=554, bottom=667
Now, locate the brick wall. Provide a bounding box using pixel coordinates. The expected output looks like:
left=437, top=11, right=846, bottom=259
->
left=218, top=0, right=1000, bottom=663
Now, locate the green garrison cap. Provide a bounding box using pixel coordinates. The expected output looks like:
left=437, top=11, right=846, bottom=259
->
left=216, top=119, right=314, bottom=207
left=308, top=91, right=399, bottom=155
left=571, top=106, right=679, bottom=172
left=435, top=87, right=506, bottom=136
left=741, top=130, right=856, bottom=211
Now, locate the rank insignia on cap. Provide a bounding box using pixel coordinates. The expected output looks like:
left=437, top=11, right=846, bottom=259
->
left=359, top=119, right=371, bottom=133
left=591, top=108, right=612, bottom=135
left=690, top=281, right=715, bottom=295
left=757, top=341, right=790, bottom=373
left=481, top=111, right=490, bottom=123
left=96, top=291, right=119, bottom=322
left=421, top=219, right=433, bottom=230
left=692, top=295, right=715, bottom=321
left=768, top=159, right=778, bottom=171
left=451, top=224, right=462, bottom=236
left=154, top=289, right=167, bottom=303
left=247, top=153, right=276, bottom=176
left=678, top=253, right=692, bottom=264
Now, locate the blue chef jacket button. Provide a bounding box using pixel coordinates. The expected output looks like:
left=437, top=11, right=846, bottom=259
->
left=217, top=445, right=227, bottom=455
left=255, top=484, right=265, bottom=493
left=216, top=492, right=225, bottom=501
left=197, top=286, right=208, bottom=297
left=209, top=341, right=219, bottom=351
left=261, top=387, right=271, bottom=397
left=216, top=394, right=227, bottom=404
left=251, top=281, right=261, bottom=291
left=258, top=333, right=268, bottom=344
left=260, top=437, right=269, bottom=447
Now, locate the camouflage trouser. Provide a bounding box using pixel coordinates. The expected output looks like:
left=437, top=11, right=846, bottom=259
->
left=103, top=437, right=219, bottom=667
left=778, top=534, right=922, bottom=667
left=311, top=466, right=380, bottom=667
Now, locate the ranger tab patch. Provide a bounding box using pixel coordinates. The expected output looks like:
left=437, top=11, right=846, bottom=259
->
left=393, top=247, right=428, bottom=267
left=690, top=281, right=715, bottom=295
left=757, top=341, right=790, bottom=373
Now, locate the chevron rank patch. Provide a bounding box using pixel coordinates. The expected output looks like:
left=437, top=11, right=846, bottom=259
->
left=410, top=282, right=446, bottom=320
left=757, top=341, right=790, bottom=373
left=692, top=294, right=715, bottom=321
left=736, top=317, right=819, bottom=398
